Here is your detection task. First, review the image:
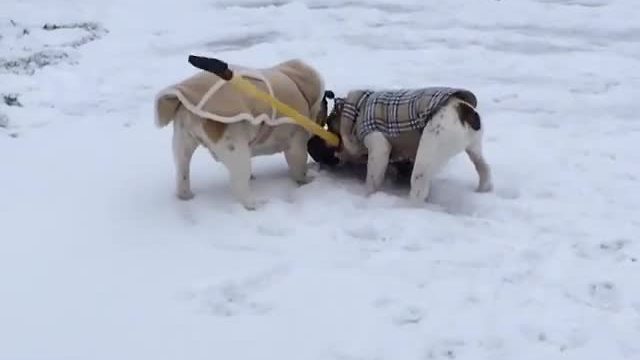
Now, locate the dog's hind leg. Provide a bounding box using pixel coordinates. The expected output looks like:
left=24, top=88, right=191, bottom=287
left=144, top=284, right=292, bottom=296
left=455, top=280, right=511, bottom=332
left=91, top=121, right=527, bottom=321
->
left=456, top=99, right=493, bottom=193
left=285, top=130, right=313, bottom=185
left=465, top=135, right=493, bottom=193
left=409, top=130, right=441, bottom=204
left=210, top=123, right=257, bottom=210
left=363, top=131, right=392, bottom=195
left=409, top=103, right=468, bottom=204
left=172, top=116, right=199, bottom=200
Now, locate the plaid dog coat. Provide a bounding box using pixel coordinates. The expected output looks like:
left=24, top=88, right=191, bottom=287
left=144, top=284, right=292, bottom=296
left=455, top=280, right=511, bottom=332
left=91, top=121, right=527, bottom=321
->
left=339, top=87, right=477, bottom=141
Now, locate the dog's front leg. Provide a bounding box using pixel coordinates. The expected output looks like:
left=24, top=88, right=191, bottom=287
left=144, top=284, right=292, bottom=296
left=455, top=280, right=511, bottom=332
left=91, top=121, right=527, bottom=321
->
left=363, top=132, right=391, bottom=195
left=285, top=130, right=312, bottom=185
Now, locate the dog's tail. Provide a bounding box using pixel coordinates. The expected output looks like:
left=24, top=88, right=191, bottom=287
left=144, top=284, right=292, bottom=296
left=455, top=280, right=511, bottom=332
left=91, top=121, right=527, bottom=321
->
left=455, top=100, right=481, bottom=131
left=154, top=92, right=182, bottom=128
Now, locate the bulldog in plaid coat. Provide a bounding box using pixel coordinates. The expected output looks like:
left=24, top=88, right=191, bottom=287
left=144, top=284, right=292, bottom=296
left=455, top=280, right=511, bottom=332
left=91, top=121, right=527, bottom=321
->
left=309, top=87, right=493, bottom=204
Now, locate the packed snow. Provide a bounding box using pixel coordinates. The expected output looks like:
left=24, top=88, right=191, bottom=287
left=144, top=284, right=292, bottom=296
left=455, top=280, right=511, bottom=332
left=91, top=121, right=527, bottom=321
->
left=1, top=0, right=639, bottom=359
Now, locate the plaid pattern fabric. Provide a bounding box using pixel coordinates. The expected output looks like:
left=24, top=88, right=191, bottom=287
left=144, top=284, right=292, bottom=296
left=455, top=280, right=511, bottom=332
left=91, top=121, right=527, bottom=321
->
left=340, top=87, right=476, bottom=141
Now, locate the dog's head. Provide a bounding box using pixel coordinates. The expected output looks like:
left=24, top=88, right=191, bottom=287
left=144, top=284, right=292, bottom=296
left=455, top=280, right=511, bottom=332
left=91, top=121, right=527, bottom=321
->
left=307, top=90, right=345, bottom=166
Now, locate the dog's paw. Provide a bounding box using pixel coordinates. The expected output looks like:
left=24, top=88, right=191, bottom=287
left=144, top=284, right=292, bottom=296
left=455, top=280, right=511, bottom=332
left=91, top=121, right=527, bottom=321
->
left=242, top=198, right=267, bottom=211
left=365, top=187, right=378, bottom=197
left=477, top=181, right=493, bottom=193
left=177, top=190, right=195, bottom=201
left=408, top=188, right=429, bottom=206
left=243, top=199, right=257, bottom=211
left=295, top=175, right=314, bottom=186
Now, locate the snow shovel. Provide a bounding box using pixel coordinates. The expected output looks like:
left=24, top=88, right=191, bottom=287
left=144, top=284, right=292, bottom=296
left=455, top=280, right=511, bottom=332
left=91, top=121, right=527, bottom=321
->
left=187, top=55, right=341, bottom=148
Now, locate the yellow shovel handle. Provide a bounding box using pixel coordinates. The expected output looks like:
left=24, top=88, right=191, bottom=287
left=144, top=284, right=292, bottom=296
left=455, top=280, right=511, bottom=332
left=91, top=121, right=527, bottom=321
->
left=228, top=76, right=341, bottom=147
left=186, top=54, right=340, bottom=147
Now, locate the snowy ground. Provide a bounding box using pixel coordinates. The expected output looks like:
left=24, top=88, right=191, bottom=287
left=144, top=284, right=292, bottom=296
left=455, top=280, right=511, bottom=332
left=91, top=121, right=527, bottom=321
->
left=1, top=0, right=640, bottom=359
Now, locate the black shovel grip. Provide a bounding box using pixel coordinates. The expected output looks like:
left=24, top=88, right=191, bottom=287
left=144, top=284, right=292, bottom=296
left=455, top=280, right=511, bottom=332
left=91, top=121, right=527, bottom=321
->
left=188, top=55, right=233, bottom=80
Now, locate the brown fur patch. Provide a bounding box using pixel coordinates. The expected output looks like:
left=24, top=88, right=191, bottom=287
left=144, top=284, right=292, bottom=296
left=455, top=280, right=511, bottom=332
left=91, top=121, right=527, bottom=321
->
left=456, top=102, right=481, bottom=131
left=202, top=121, right=227, bottom=143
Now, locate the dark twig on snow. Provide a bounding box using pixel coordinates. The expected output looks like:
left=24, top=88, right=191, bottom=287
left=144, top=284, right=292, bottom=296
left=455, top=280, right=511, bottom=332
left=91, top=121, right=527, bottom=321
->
left=0, top=50, right=70, bottom=75
left=0, top=112, right=9, bottom=129
left=3, top=94, right=22, bottom=107
left=42, top=22, right=108, bottom=48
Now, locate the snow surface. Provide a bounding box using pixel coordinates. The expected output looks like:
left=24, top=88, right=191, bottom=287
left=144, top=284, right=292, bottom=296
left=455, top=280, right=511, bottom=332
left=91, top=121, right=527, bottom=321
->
left=1, top=0, right=640, bottom=359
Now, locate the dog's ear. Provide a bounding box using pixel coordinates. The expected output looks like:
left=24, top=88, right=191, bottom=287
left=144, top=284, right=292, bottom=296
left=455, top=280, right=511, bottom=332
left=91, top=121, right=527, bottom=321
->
left=324, top=90, right=335, bottom=100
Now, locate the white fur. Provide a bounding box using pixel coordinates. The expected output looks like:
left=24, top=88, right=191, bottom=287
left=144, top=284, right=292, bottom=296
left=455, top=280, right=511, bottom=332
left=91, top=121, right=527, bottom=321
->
left=358, top=98, right=493, bottom=204
left=363, top=132, right=392, bottom=195
left=171, top=105, right=312, bottom=210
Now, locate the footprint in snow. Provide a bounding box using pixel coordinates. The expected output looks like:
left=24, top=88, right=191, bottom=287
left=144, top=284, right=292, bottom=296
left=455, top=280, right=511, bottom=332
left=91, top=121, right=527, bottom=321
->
left=308, top=1, right=423, bottom=14
left=495, top=186, right=521, bottom=200
left=633, top=302, right=640, bottom=316
left=520, top=324, right=589, bottom=353
left=326, top=349, right=384, bottom=360
left=425, top=339, right=466, bottom=359
left=372, top=297, right=424, bottom=326
left=345, top=226, right=387, bottom=242
left=202, top=282, right=273, bottom=316
left=256, top=223, right=293, bottom=237
left=492, top=93, right=519, bottom=103
left=214, top=0, right=289, bottom=9
left=598, top=239, right=629, bottom=253
left=205, top=31, right=282, bottom=52
left=0, top=112, right=9, bottom=129
left=187, top=264, right=289, bottom=317
left=572, top=238, right=635, bottom=262
left=535, top=0, right=612, bottom=8
left=372, top=296, right=395, bottom=309
left=569, top=80, right=620, bottom=95
left=588, top=281, right=620, bottom=310
left=391, top=305, right=424, bottom=325
left=564, top=280, right=622, bottom=312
